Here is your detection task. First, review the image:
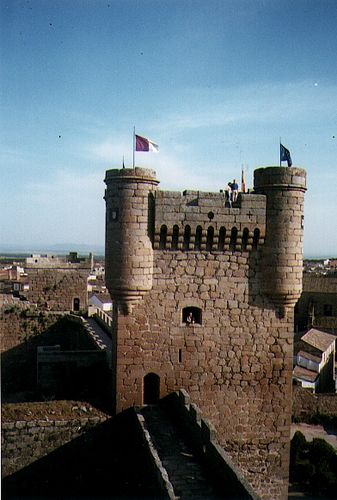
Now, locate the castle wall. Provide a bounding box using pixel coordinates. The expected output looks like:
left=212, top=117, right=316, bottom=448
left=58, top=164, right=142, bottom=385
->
left=114, top=249, right=292, bottom=499
left=25, top=268, right=89, bottom=311
left=105, top=166, right=306, bottom=500
left=2, top=411, right=107, bottom=478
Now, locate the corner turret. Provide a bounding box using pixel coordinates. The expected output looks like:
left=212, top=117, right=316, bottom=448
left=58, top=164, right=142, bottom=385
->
left=104, top=167, right=159, bottom=312
left=254, top=166, right=307, bottom=311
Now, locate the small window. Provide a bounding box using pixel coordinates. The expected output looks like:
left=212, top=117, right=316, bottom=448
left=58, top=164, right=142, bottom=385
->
left=73, top=298, right=80, bottom=311
left=252, top=228, right=260, bottom=250
left=229, top=227, right=238, bottom=252
left=194, top=226, right=202, bottom=250
left=324, top=304, right=332, bottom=317
left=183, top=225, right=191, bottom=251
left=206, top=226, right=214, bottom=251
left=172, top=225, right=179, bottom=250
left=182, top=306, right=202, bottom=325
left=159, top=225, right=167, bottom=249
left=109, top=208, right=119, bottom=221
left=218, top=227, right=226, bottom=251
left=242, top=228, right=249, bottom=251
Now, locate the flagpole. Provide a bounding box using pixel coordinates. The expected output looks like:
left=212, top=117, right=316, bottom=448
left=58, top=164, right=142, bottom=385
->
left=279, top=137, right=281, bottom=167
left=132, top=126, right=135, bottom=171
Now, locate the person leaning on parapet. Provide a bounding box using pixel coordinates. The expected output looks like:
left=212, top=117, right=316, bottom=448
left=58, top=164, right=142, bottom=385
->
left=186, top=312, right=195, bottom=325
left=231, top=179, right=238, bottom=202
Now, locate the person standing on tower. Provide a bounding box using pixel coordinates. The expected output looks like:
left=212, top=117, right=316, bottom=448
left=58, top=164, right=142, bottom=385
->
left=231, top=179, right=239, bottom=202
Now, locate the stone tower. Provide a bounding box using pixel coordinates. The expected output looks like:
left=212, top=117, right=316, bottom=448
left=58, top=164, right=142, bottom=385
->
left=104, top=165, right=307, bottom=500
left=104, top=167, right=159, bottom=312
left=254, top=167, right=307, bottom=312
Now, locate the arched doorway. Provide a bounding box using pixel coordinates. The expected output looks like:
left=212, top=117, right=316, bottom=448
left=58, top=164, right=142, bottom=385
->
left=73, top=298, right=80, bottom=311
left=143, top=373, right=160, bottom=405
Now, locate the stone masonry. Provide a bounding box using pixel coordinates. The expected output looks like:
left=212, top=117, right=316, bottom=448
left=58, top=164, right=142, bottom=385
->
left=24, top=256, right=91, bottom=312
left=104, top=166, right=307, bottom=499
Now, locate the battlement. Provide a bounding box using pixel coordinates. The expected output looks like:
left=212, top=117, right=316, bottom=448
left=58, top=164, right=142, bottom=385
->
left=25, top=252, right=92, bottom=270
left=154, top=190, right=266, bottom=252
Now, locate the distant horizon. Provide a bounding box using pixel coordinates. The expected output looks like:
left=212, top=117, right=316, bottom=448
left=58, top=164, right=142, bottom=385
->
left=0, top=243, right=335, bottom=261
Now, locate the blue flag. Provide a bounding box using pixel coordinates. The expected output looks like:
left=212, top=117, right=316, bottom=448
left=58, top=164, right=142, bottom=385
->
left=280, top=143, right=292, bottom=167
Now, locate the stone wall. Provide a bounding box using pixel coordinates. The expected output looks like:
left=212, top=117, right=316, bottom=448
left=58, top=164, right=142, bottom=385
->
left=292, top=386, right=337, bottom=420
left=113, top=249, right=293, bottom=499
left=24, top=268, right=89, bottom=311
left=1, top=406, right=107, bottom=477
left=0, top=311, right=100, bottom=396
left=295, top=274, right=337, bottom=332
left=153, top=190, right=266, bottom=251
left=2, top=405, right=163, bottom=499
left=162, top=390, right=260, bottom=499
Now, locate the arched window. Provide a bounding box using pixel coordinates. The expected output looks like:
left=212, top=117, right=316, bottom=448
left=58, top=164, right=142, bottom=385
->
left=159, top=225, right=167, bottom=249
left=194, top=226, right=202, bottom=250
left=183, top=225, right=191, bottom=251
left=252, top=228, right=260, bottom=250
left=242, top=228, right=249, bottom=251
left=229, top=227, right=238, bottom=252
left=182, top=306, right=202, bottom=325
left=218, top=227, right=226, bottom=251
left=143, top=373, right=160, bottom=405
left=206, top=226, right=214, bottom=251
left=73, top=298, right=80, bottom=311
left=172, top=225, right=179, bottom=250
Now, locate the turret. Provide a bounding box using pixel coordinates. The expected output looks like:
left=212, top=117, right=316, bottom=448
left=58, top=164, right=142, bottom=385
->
left=254, top=166, right=307, bottom=311
left=104, top=167, right=159, bottom=312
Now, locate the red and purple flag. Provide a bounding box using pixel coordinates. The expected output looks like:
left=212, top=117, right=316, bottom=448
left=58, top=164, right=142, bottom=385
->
left=135, top=134, right=159, bottom=152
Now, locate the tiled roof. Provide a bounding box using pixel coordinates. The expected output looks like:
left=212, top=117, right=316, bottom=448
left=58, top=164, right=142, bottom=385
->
left=301, top=328, right=337, bottom=353
left=297, top=350, right=321, bottom=363
left=293, top=365, right=318, bottom=383
left=89, top=293, right=111, bottom=304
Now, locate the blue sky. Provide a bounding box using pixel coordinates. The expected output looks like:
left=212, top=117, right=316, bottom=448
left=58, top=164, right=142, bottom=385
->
left=1, top=0, right=336, bottom=257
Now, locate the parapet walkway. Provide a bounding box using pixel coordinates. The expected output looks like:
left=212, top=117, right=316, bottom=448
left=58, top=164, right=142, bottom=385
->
left=83, top=317, right=112, bottom=353
left=140, top=405, right=226, bottom=499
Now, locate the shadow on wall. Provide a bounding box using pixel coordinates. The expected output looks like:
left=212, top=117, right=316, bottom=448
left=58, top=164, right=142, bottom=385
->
left=2, top=409, right=164, bottom=500
left=1, top=314, right=112, bottom=412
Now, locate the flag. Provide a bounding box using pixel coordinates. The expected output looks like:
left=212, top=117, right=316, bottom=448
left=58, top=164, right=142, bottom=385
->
left=135, top=134, right=159, bottom=152
left=280, top=143, right=292, bottom=167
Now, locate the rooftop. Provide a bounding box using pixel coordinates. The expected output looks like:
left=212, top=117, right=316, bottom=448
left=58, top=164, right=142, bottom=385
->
left=293, top=365, right=318, bottom=383
left=301, top=328, right=337, bottom=353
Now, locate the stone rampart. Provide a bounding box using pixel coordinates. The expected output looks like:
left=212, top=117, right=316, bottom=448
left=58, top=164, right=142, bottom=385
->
left=164, top=390, right=260, bottom=499
left=303, top=274, right=337, bottom=293
left=153, top=191, right=266, bottom=252
left=1, top=404, right=107, bottom=477
left=135, top=411, right=176, bottom=499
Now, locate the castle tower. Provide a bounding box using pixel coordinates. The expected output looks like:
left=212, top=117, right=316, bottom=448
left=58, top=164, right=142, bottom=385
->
left=104, top=167, right=159, bottom=311
left=104, top=164, right=307, bottom=499
left=254, top=166, right=307, bottom=312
